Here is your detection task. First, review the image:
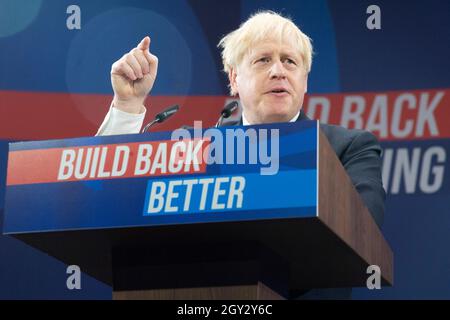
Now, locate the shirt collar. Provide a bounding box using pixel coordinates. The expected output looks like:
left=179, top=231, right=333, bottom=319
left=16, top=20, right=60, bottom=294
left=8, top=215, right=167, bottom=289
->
left=242, top=111, right=300, bottom=126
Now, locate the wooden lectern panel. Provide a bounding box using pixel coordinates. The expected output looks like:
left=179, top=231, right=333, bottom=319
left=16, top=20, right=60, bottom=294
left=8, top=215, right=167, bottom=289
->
left=318, top=131, right=393, bottom=285
left=113, top=282, right=284, bottom=300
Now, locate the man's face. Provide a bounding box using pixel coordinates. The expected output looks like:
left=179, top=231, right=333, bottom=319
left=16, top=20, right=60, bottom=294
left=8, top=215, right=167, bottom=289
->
left=230, top=37, right=308, bottom=124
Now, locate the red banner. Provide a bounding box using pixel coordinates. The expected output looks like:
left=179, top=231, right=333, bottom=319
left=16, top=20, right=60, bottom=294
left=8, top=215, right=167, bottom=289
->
left=7, top=139, right=209, bottom=186
left=1, top=88, right=449, bottom=141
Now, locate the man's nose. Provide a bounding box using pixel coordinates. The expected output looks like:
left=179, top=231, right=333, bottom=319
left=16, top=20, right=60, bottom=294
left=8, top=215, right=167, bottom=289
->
left=269, top=60, right=286, bottom=79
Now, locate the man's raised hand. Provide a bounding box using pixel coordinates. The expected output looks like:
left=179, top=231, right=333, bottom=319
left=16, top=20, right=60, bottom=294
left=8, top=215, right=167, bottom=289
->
left=110, top=36, right=158, bottom=114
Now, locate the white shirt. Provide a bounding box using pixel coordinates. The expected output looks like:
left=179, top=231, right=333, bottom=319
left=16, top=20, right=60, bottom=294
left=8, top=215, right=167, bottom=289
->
left=241, top=111, right=300, bottom=126
left=96, top=103, right=146, bottom=136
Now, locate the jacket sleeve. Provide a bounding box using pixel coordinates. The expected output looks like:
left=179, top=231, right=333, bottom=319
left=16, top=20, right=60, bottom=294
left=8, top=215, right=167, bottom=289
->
left=341, top=130, right=386, bottom=227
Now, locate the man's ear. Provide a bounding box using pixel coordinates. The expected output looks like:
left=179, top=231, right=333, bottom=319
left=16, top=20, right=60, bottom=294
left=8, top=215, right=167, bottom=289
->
left=229, top=68, right=238, bottom=96
left=304, top=73, right=308, bottom=93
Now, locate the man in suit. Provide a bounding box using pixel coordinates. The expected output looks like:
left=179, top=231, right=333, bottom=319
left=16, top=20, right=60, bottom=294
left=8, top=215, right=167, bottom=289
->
left=97, top=11, right=386, bottom=298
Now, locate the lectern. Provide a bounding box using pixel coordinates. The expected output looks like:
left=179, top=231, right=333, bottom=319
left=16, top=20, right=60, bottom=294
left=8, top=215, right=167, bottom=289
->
left=3, top=121, right=393, bottom=299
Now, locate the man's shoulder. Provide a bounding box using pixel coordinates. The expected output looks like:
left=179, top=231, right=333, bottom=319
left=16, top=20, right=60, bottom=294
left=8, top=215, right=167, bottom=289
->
left=318, top=122, right=381, bottom=160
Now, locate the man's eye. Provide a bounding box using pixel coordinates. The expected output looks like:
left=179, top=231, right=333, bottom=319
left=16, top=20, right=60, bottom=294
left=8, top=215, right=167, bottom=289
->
left=257, top=57, right=270, bottom=63
left=285, top=58, right=297, bottom=65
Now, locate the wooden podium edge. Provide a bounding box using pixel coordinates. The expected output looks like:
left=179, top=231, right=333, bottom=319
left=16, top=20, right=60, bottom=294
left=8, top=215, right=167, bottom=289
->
left=113, top=282, right=284, bottom=300
left=317, top=129, right=394, bottom=285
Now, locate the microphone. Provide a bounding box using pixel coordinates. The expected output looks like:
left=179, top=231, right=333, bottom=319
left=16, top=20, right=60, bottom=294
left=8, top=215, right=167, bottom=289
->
left=141, top=104, right=180, bottom=133
left=215, top=101, right=239, bottom=128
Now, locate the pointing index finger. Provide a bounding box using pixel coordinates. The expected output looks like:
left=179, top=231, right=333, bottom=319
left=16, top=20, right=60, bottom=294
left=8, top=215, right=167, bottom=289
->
left=137, top=36, right=150, bottom=51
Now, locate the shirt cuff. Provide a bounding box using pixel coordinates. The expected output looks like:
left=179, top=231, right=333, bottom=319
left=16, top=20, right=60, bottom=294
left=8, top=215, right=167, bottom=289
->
left=96, top=103, right=146, bottom=136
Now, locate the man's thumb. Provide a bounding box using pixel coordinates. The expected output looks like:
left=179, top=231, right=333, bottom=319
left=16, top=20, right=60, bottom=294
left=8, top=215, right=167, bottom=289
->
left=137, top=36, right=150, bottom=51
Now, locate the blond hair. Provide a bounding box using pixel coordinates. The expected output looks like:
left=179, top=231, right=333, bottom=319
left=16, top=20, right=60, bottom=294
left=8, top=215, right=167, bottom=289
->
left=218, top=11, right=313, bottom=95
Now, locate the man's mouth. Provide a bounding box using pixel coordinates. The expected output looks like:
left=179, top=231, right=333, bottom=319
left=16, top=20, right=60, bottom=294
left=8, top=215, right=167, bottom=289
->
left=266, top=89, right=289, bottom=96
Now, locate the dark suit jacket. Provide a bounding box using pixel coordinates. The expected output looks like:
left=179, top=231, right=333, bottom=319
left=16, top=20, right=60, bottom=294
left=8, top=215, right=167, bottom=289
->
left=222, top=110, right=386, bottom=228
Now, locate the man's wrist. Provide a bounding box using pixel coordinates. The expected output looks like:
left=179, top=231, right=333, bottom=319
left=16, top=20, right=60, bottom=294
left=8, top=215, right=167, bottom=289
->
left=112, top=97, right=146, bottom=114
